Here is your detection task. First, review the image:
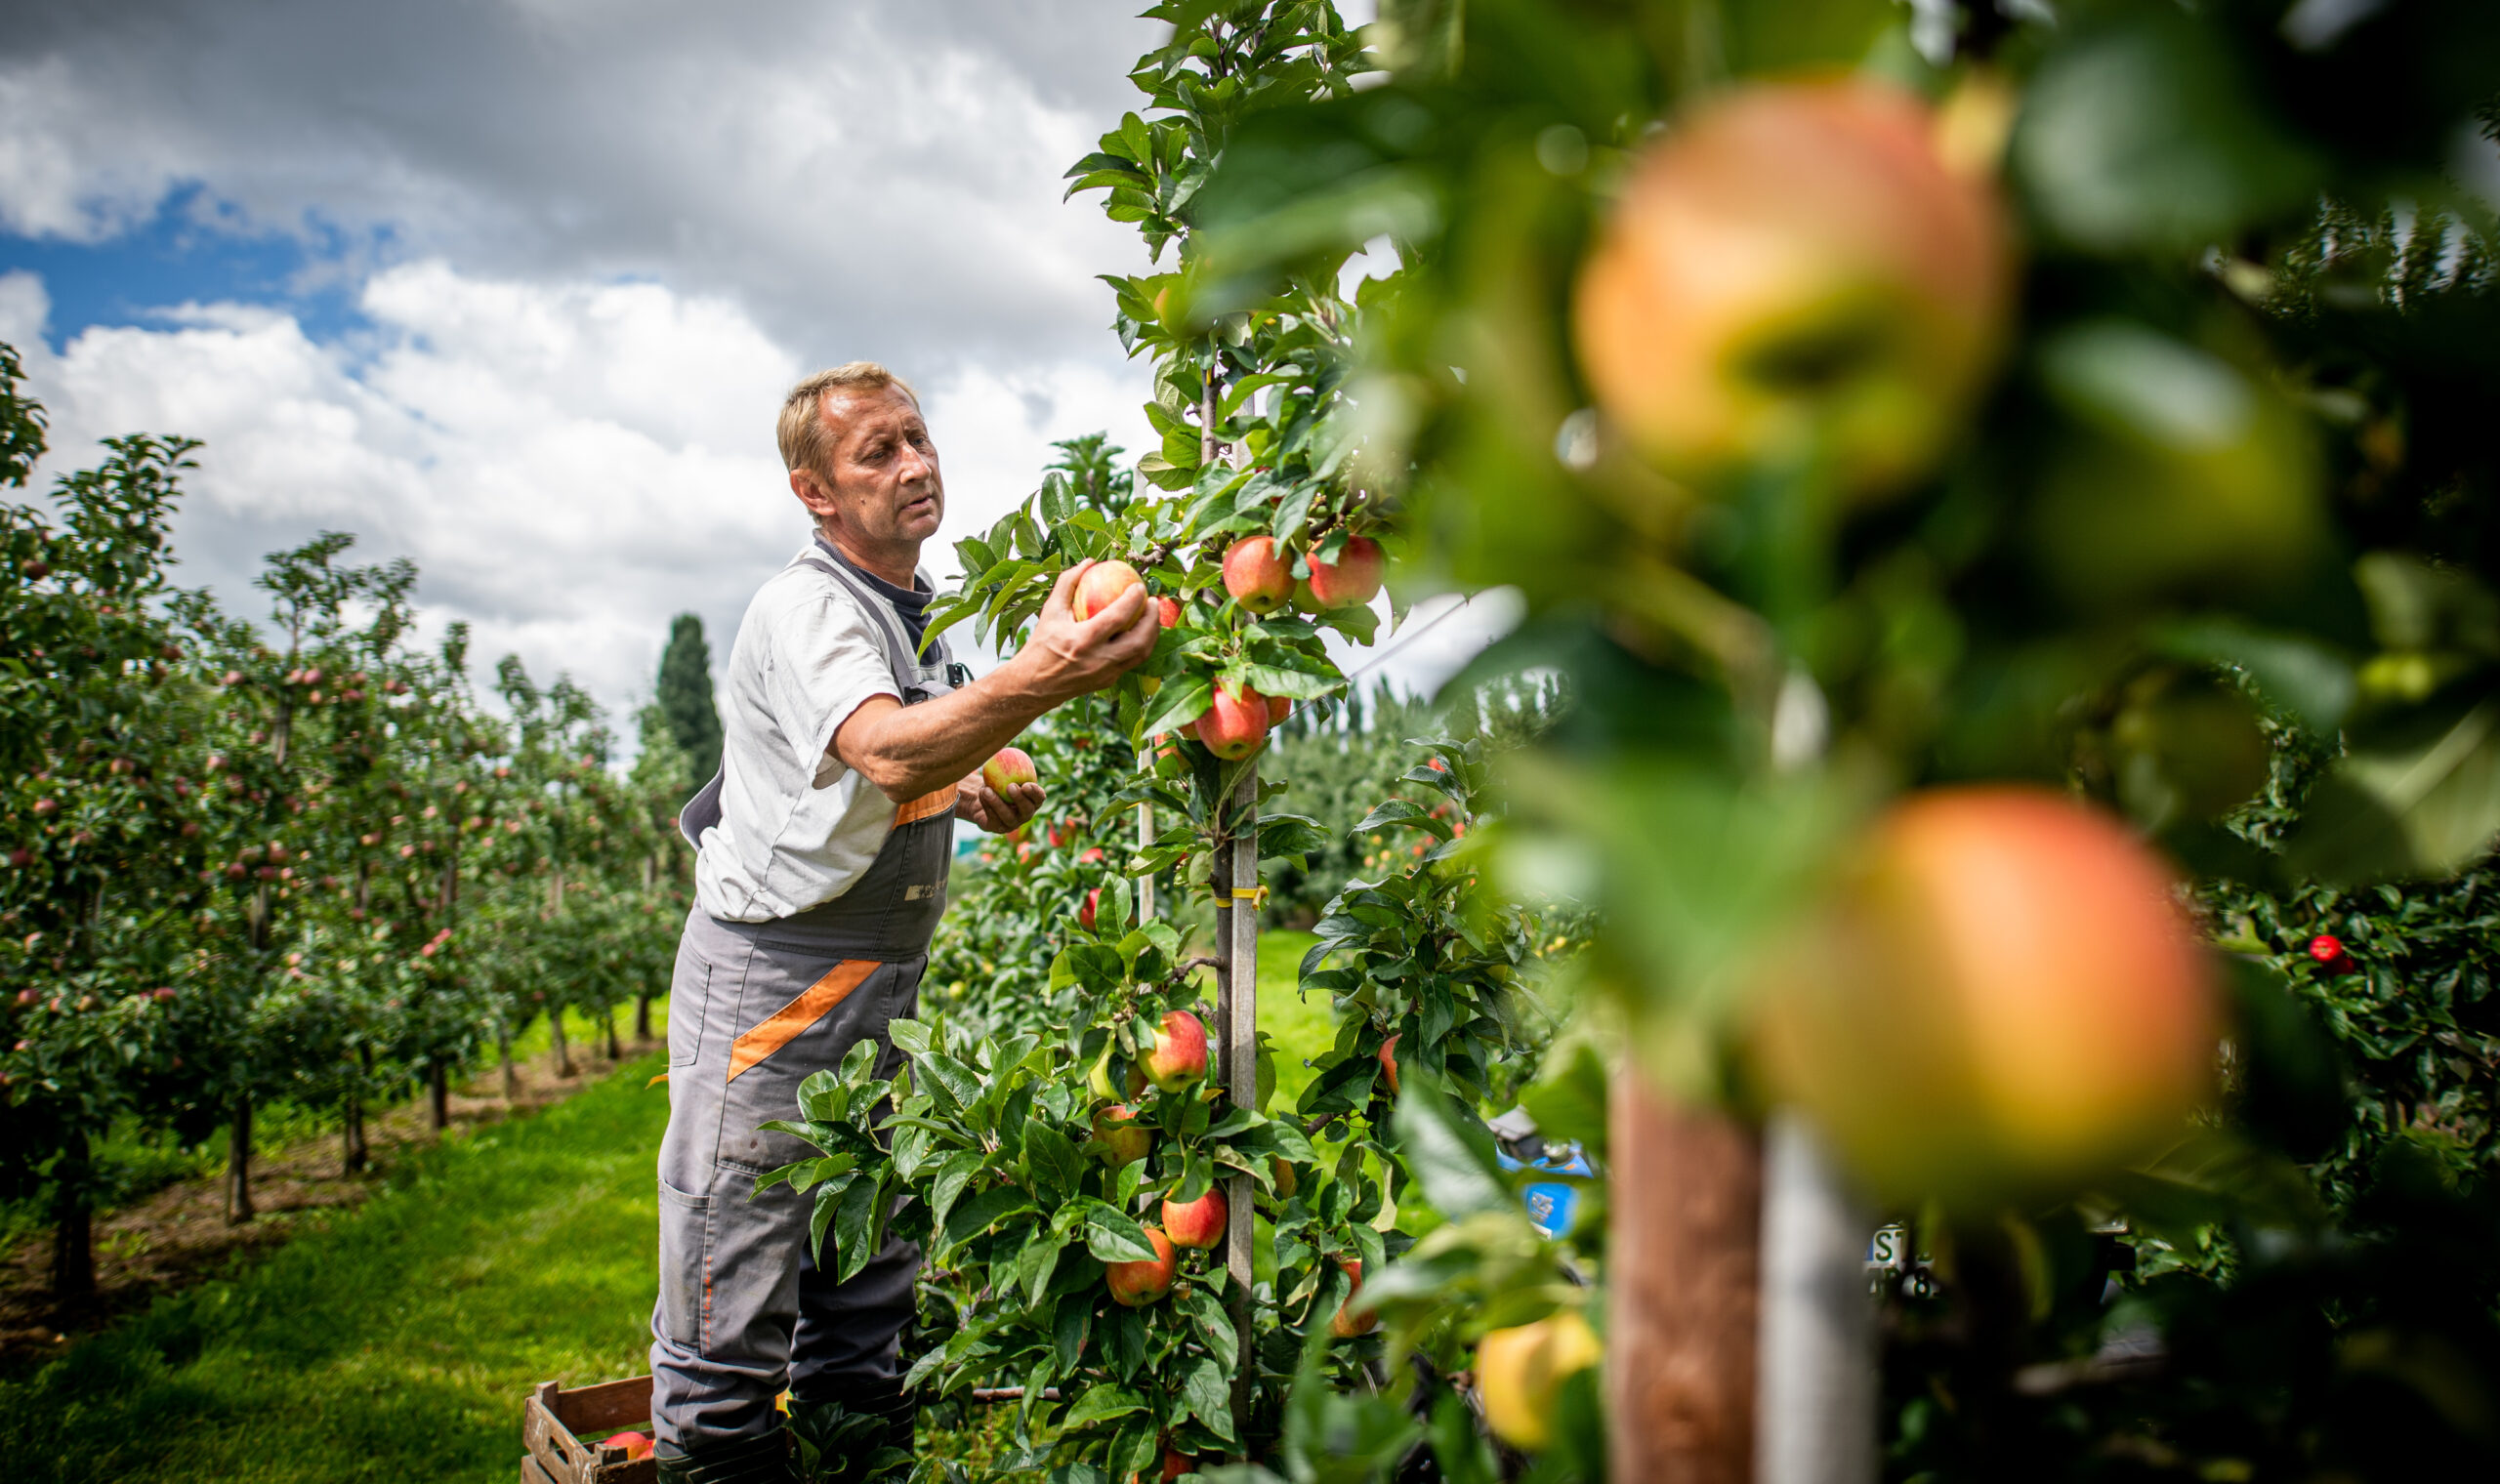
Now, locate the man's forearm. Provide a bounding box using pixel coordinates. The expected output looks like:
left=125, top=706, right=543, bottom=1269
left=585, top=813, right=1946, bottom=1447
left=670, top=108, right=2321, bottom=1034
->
left=833, top=654, right=1062, bottom=802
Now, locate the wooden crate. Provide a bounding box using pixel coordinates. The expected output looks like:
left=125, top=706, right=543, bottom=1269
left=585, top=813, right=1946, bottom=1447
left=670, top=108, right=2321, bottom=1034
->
left=521, top=1375, right=660, bottom=1484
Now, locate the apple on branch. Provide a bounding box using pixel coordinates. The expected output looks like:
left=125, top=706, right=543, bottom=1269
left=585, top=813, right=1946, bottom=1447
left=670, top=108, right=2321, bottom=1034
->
left=1193, top=682, right=1271, bottom=761
left=1162, top=1184, right=1227, bottom=1249
left=1222, top=536, right=1293, bottom=614
left=1104, top=1226, right=1179, bottom=1306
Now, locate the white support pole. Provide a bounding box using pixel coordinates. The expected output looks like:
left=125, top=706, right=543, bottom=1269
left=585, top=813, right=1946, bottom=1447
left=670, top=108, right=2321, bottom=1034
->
left=1218, top=765, right=1260, bottom=1451
left=1756, top=1111, right=1877, bottom=1484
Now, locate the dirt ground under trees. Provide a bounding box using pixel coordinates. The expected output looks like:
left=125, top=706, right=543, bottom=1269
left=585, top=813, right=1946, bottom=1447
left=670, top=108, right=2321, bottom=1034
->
left=0, top=1031, right=659, bottom=1370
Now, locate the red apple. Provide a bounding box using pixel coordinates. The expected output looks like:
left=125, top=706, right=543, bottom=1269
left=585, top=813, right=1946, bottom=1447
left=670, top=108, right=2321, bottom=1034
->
left=1140, top=1009, right=1210, bottom=1092
left=2308, top=934, right=2353, bottom=974
left=1162, top=1185, right=1228, bottom=1250
left=1377, top=1034, right=1400, bottom=1097
left=1193, top=682, right=1271, bottom=761
left=1305, top=537, right=1384, bottom=608
left=1152, top=595, right=1183, bottom=628
left=1573, top=79, right=2012, bottom=504
left=1072, top=559, right=1150, bottom=628
left=1079, top=886, right=1102, bottom=932
left=1266, top=694, right=1291, bottom=726
left=1092, top=1103, right=1153, bottom=1168
left=599, top=1432, right=656, bottom=1463
left=1105, top=1226, right=1180, bottom=1306
left=1329, top=1257, right=1376, bottom=1338
left=1751, top=786, right=2219, bottom=1201
left=1222, top=536, right=1293, bottom=614
left=1160, top=1445, right=1195, bottom=1481
left=981, top=746, right=1038, bottom=798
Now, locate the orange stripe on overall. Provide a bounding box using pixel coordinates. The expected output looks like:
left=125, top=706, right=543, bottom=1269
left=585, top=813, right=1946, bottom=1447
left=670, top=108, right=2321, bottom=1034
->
left=726, top=959, right=880, bottom=1083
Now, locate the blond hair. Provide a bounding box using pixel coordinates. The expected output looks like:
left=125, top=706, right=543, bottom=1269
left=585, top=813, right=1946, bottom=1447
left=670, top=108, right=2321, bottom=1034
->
left=776, top=362, right=921, bottom=477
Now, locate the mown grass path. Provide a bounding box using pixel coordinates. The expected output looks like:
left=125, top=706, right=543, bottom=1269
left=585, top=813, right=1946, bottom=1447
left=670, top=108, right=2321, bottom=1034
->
left=8, top=1055, right=671, bottom=1484
left=9, top=934, right=1334, bottom=1482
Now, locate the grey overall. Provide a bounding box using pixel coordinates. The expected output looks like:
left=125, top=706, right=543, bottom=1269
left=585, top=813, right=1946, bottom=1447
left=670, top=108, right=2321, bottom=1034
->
left=651, top=549, right=962, bottom=1464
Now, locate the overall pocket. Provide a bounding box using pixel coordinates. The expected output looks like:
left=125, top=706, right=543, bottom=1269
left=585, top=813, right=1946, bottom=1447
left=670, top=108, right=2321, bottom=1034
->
left=667, top=950, right=712, bottom=1070
left=655, top=1176, right=713, bottom=1349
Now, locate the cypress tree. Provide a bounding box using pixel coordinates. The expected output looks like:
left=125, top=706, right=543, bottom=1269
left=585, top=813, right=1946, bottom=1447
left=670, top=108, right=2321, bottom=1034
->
left=655, top=613, right=723, bottom=784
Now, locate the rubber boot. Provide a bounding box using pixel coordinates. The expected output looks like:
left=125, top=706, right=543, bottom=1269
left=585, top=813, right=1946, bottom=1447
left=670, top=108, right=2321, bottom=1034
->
left=654, top=1427, right=796, bottom=1484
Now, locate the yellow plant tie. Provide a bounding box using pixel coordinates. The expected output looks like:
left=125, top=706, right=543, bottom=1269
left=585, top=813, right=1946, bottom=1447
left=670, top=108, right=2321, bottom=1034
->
left=1230, top=885, right=1270, bottom=909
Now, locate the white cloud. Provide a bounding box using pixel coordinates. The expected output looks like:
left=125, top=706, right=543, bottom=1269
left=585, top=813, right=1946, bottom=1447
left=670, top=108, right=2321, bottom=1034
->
left=4, top=262, right=1152, bottom=725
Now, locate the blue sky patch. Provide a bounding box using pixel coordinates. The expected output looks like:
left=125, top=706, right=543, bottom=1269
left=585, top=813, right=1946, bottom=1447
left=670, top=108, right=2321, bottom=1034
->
left=0, top=184, right=382, bottom=349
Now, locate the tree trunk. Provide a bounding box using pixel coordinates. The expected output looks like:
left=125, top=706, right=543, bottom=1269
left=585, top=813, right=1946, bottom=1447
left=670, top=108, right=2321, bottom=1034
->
left=604, top=1004, right=621, bottom=1061
left=499, top=1021, right=519, bottom=1100
left=342, top=1090, right=368, bottom=1175
left=635, top=993, right=653, bottom=1045
left=429, top=1059, right=450, bottom=1130
left=550, top=1005, right=575, bottom=1079
left=50, top=1131, right=95, bottom=1299
left=226, top=1098, right=256, bottom=1225
left=1609, top=1079, right=1761, bottom=1484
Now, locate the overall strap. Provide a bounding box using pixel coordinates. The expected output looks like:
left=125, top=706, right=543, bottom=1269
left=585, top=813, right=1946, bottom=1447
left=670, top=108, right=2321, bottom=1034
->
left=795, top=551, right=958, bottom=700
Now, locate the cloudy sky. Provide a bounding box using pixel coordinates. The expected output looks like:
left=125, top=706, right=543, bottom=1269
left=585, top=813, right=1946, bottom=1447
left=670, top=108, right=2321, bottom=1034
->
left=0, top=0, right=1501, bottom=735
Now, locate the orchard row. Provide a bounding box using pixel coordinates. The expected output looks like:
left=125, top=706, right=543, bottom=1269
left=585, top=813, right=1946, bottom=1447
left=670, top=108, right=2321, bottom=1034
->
left=0, top=361, right=687, bottom=1298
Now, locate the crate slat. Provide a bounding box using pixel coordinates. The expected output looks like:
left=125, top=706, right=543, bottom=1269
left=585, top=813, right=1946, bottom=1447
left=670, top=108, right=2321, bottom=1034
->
left=523, top=1378, right=660, bottom=1484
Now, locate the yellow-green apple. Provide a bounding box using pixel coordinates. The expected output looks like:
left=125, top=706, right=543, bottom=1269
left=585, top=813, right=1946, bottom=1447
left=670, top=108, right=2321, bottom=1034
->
left=1306, top=537, right=1384, bottom=607
left=1328, top=1257, right=1376, bottom=1338
left=1572, top=79, right=2012, bottom=504
left=1270, top=1157, right=1299, bottom=1202
left=1092, top=1103, right=1153, bottom=1168
left=1477, top=1310, right=1604, bottom=1451
left=1162, top=1185, right=1228, bottom=1249
left=1072, top=559, right=1150, bottom=627
left=1105, top=1226, right=1180, bottom=1306
left=1194, top=682, right=1271, bottom=760
left=1751, top=786, right=2218, bottom=1201
left=1140, top=1009, right=1209, bottom=1092
left=980, top=747, right=1037, bottom=797
left=1222, top=536, right=1293, bottom=613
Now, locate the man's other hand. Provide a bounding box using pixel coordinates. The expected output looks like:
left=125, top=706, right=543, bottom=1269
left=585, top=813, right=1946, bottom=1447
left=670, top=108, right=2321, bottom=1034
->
left=958, top=772, right=1043, bottom=835
left=1019, top=560, right=1159, bottom=702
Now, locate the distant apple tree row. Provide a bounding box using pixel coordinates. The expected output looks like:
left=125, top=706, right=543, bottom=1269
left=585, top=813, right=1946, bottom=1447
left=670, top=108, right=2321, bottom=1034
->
left=0, top=350, right=687, bottom=1298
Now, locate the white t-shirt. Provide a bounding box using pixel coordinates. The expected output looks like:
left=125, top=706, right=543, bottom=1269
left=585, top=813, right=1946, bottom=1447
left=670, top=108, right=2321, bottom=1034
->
left=692, top=545, right=928, bottom=922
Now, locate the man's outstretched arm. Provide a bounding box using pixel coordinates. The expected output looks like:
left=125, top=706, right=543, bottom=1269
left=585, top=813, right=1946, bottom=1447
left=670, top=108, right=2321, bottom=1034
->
left=832, top=560, right=1157, bottom=821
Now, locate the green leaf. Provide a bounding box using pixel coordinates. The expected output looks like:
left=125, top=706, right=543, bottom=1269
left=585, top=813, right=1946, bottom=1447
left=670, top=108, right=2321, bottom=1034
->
left=1139, top=676, right=1216, bottom=740
left=1063, top=1382, right=1146, bottom=1429
left=1395, top=1086, right=1514, bottom=1220
left=887, top=1017, right=935, bottom=1055
left=943, top=1186, right=1035, bottom=1250
left=834, top=1172, right=883, bottom=1282
left=1182, top=1354, right=1235, bottom=1442
left=2288, top=695, right=2500, bottom=884
left=1085, top=1202, right=1164, bottom=1262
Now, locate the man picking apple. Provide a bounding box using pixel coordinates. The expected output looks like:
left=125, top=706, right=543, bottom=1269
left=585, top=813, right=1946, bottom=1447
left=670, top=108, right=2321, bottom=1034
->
left=652, top=363, right=1156, bottom=1483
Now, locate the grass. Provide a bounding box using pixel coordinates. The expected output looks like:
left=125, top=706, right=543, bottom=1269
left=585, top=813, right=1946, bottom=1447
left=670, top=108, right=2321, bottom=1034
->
left=5, top=1052, right=672, bottom=1484
left=2, top=939, right=1335, bottom=1483
left=1257, top=929, right=1335, bottom=1110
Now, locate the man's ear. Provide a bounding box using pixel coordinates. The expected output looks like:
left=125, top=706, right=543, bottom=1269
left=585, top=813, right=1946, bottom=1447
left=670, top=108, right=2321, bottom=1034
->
left=790, top=467, right=835, bottom=520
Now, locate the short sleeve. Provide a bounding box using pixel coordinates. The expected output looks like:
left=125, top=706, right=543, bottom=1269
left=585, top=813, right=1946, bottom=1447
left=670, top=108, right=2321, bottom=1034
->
left=761, top=584, right=902, bottom=786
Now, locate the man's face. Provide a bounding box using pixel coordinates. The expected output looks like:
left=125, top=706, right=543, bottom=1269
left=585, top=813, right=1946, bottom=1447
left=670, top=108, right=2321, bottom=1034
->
left=799, top=386, right=944, bottom=550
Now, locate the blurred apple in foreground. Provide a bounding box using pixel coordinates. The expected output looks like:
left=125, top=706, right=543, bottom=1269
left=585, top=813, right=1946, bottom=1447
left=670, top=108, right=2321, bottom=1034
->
left=1328, top=1257, right=1376, bottom=1337
left=1752, top=786, right=2217, bottom=1201
left=1477, top=1309, right=1603, bottom=1451
left=1573, top=78, right=2011, bottom=503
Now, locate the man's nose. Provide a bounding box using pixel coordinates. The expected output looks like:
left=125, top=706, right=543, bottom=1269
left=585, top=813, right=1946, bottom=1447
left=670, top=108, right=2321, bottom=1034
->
left=896, top=442, right=935, bottom=485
